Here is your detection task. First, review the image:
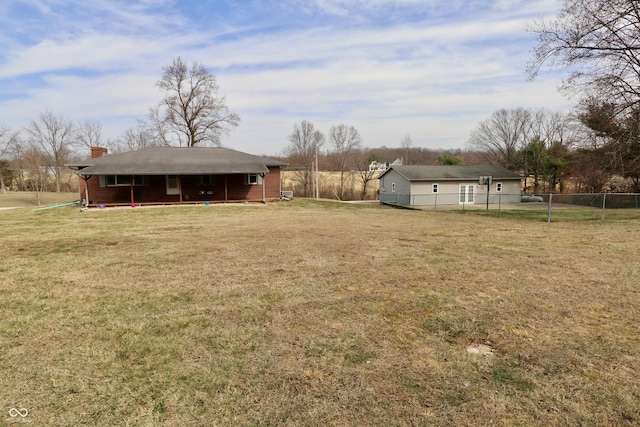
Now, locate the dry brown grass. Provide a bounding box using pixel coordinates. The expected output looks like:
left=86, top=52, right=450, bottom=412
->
left=0, top=191, right=78, bottom=208
left=1, top=198, right=639, bottom=425
left=282, top=171, right=380, bottom=200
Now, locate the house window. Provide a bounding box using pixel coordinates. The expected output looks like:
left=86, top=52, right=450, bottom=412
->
left=432, top=183, right=439, bottom=193
left=496, top=182, right=503, bottom=193
left=391, top=182, right=396, bottom=192
left=104, top=175, right=146, bottom=187
left=166, top=175, right=179, bottom=195
left=245, top=174, right=263, bottom=185
left=198, top=175, right=217, bottom=185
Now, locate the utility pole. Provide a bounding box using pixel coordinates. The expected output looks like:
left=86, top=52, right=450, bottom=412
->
left=315, top=142, right=319, bottom=199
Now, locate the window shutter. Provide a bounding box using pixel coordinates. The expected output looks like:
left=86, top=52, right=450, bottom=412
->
left=99, top=175, right=106, bottom=187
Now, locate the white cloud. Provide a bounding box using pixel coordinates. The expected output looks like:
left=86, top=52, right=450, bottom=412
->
left=0, top=0, right=569, bottom=155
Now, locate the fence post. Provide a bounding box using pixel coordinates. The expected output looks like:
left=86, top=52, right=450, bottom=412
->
left=434, top=193, right=438, bottom=211
left=498, top=193, right=502, bottom=217
left=547, top=193, right=553, bottom=223
left=601, top=192, right=606, bottom=221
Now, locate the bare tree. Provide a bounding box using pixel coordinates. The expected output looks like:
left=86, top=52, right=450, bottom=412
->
left=355, top=150, right=378, bottom=200
left=75, top=119, right=103, bottom=151
left=400, top=134, right=413, bottom=165
left=285, top=120, right=325, bottom=198
left=523, top=110, right=575, bottom=191
left=25, top=110, right=75, bottom=192
left=0, top=124, right=19, bottom=192
left=328, top=124, right=362, bottom=200
left=467, top=108, right=532, bottom=170
left=152, top=56, right=240, bottom=147
left=20, top=145, right=50, bottom=205
left=527, top=0, right=640, bottom=115
left=108, top=124, right=161, bottom=153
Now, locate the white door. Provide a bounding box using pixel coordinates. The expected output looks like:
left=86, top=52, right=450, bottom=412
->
left=459, top=184, right=474, bottom=204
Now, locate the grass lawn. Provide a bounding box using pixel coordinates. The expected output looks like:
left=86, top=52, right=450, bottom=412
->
left=1, top=198, right=639, bottom=425
left=0, top=191, right=78, bottom=208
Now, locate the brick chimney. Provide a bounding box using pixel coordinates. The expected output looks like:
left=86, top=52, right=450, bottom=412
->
left=91, top=147, right=108, bottom=158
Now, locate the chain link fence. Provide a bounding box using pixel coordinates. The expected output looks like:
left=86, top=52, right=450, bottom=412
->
left=380, top=192, right=640, bottom=222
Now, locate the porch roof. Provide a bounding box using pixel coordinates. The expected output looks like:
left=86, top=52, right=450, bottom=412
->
left=69, top=147, right=288, bottom=176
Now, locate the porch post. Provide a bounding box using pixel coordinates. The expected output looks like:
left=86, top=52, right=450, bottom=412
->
left=224, top=175, right=228, bottom=202
left=178, top=175, right=183, bottom=203
left=261, top=173, right=266, bottom=202
left=82, top=176, right=89, bottom=205
left=130, top=176, right=135, bottom=205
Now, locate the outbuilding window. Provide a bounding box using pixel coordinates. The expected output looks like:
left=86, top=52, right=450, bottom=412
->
left=391, top=182, right=396, bottom=192
left=496, top=182, right=503, bottom=193
left=432, top=183, right=439, bottom=193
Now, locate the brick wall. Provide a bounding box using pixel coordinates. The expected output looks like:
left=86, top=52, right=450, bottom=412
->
left=80, top=167, right=283, bottom=205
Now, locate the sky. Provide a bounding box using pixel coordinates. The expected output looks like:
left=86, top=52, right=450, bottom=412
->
left=0, top=0, right=570, bottom=156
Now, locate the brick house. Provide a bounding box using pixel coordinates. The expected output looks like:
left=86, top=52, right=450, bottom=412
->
left=68, top=147, right=288, bottom=206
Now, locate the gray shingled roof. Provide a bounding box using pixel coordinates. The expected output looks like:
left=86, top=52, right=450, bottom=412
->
left=69, top=147, right=288, bottom=176
left=379, top=165, right=522, bottom=181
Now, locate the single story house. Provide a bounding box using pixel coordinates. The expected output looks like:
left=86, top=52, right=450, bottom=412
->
left=378, top=165, right=522, bottom=207
left=68, top=147, right=288, bottom=206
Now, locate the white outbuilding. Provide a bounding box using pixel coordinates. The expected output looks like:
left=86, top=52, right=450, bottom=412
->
left=378, top=165, right=523, bottom=207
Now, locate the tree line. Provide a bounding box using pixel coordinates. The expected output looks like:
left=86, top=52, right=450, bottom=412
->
left=279, top=120, right=487, bottom=200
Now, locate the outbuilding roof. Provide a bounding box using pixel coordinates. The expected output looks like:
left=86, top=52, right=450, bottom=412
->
left=378, top=165, right=522, bottom=181
left=69, top=147, right=288, bottom=176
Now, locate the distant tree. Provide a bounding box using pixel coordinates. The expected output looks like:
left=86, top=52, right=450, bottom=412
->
left=523, top=110, right=574, bottom=191
left=467, top=108, right=531, bottom=170
left=400, top=134, right=413, bottom=165
left=285, top=120, right=325, bottom=198
left=569, top=147, right=613, bottom=192
left=328, top=124, right=362, bottom=199
left=25, top=110, right=75, bottom=192
left=20, top=145, right=50, bottom=204
left=151, top=56, right=239, bottom=147
left=578, top=100, right=640, bottom=191
left=522, top=137, right=549, bottom=191
left=544, top=140, right=570, bottom=191
left=0, top=124, right=19, bottom=192
left=355, top=150, right=378, bottom=200
left=437, top=154, right=461, bottom=165
left=109, top=124, right=160, bottom=153
left=75, top=119, right=103, bottom=151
